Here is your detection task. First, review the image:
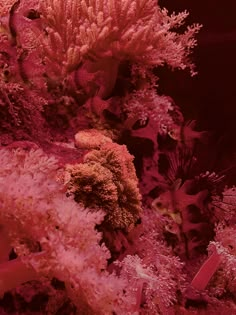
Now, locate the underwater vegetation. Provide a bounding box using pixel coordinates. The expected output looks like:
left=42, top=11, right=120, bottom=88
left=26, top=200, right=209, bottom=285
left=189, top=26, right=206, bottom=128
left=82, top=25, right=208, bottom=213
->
left=0, top=0, right=236, bottom=314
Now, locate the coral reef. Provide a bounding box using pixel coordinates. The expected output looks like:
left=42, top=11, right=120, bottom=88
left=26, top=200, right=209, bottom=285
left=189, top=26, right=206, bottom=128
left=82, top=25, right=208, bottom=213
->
left=0, top=0, right=235, bottom=314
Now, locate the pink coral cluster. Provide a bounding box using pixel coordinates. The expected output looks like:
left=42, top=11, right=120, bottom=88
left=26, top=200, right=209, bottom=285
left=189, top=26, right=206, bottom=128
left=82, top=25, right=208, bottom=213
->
left=0, top=0, right=235, bottom=314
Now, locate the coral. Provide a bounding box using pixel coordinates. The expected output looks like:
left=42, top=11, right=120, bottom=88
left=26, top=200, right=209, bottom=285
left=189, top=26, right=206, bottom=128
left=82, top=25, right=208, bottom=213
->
left=185, top=223, right=236, bottom=307
left=0, top=148, right=129, bottom=314
left=65, top=130, right=142, bottom=231
left=123, top=88, right=177, bottom=134
left=113, top=208, right=186, bottom=314
left=39, top=0, right=201, bottom=77
left=0, top=82, right=47, bottom=144
left=1, top=0, right=235, bottom=314
left=0, top=0, right=45, bottom=87
left=75, top=128, right=113, bottom=149
left=210, top=186, right=236, bottom=223
left=152, top=179, right=210, bottom=258
left=121, top=87, right=184, bottom=197
left=207, top=224, right=236, bottom=297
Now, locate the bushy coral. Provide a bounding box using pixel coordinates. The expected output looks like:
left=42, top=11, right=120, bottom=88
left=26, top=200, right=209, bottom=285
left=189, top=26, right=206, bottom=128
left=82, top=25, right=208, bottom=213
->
left=152, top=179, right=210, bottom=258
left=210, top=186, right=236, bottom=223
left=0, top=0, right=235, bottom=314
left=39, top=0, right=201, bottom=77
left=206, top=224, right=236, bottom=297
left=0, top=148, right=129, bottom=313
left=115, top=208, right=186, bottom=314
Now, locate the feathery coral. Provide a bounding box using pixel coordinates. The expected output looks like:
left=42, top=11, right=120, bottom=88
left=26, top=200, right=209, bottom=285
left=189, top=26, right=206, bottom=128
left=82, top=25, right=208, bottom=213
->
left=39, top=0, right=201, bottom=77
left=0, top=147, right=128, bottom=313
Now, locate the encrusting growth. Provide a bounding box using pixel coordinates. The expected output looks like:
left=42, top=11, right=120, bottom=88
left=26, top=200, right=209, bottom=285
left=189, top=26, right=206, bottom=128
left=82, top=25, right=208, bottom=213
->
left=65, top=129, right=142, bottom=230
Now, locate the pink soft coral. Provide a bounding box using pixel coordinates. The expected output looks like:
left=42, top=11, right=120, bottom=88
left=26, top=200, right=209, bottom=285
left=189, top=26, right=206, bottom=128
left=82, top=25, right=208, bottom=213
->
left=0, top=147, right=130, bottom=313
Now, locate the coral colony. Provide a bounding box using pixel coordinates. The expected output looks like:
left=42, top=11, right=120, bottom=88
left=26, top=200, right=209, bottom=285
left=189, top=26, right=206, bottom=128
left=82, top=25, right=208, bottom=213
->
left=0, top=0, right=236, bottom=314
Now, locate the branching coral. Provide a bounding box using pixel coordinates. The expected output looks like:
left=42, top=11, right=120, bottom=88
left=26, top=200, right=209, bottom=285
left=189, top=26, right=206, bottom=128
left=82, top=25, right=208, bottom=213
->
left=152, top=179, right=211, bottom=258
left=1, top=0, right=235, bottom=314
left=207, top=224, right=236, bottom=296
left=117, top=254, right=183, bottom=314
left=0, top=0, right=202, bottom=147
left=0, top=147, right=130, bottom=314
left=186, top=223, right=236, bottom=303
left=123, top=87, right=179, bottom=134
left=113, top=208, right=186, bottom=314
left=39, top=0, right=201, bottom=77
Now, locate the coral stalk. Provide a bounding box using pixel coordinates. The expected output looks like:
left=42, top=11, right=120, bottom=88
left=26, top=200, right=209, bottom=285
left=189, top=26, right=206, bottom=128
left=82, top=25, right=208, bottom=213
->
left=190, top=247, right=222, bottom=291
left=0, top=257, right=39, bottom=296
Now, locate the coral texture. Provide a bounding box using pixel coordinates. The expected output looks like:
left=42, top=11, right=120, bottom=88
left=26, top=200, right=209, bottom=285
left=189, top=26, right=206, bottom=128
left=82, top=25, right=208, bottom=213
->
left=0, top=0, right=235, bottom=314
left=65, top=130, right=142, bottom=231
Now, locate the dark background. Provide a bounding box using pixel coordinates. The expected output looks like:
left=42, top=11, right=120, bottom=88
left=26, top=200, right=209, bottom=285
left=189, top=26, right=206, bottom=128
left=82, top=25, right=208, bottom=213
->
left=157, top=0, right=236, bottom=179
